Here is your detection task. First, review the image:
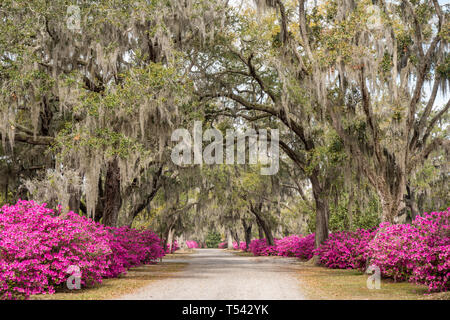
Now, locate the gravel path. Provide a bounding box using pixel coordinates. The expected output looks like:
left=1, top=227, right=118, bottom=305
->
left=118, top=248, right=307, bottom=300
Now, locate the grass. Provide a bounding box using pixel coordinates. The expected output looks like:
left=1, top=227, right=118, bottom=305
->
left=295, top=264, right=431, bottom=300
left=31, top=249, right=193, bottom=300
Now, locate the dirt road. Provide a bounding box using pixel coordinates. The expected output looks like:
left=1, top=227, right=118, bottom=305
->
left=118, top=248, right=306, bottom=300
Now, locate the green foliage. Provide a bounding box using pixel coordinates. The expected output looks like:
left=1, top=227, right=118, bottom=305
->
left=436, top=54, right=450, bottom=79
left=205, top=231, right=222, bottom=248
left=328, top=195, right=381, bottom=232
left=307, top=193, right=381, bottom=233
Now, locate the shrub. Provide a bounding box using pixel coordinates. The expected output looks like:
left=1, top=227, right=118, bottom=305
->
left=104, top=226, right=165, bottom=278
left=249, top=235, right=315, bottom=259
left=232, top=241, right=247, bottom=250
left=205, top=231, right=221, bottom=248
left=291, top=234, right=315, bottom=260
left=314, top=208, right=449, bottom=292
left=313, top=229, right=376, bottom=269
left=365, top=223, right=418, bottom=281
left=186, top=240, right=199, bottom=248
left=248, top=239, right=271, bottom=256
left=0, top=200, right=166, bottom=300
left=218, top=242, right=227, bottom=249
left=408, top=209, right=449, bottom=292
left=275, top=235, right=303, bottom=257
left=0, top=200, right=111, bottom=300
left=366, top=209, right=449, bottom=292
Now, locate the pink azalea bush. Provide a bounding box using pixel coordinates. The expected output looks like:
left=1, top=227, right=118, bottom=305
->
left=232, top=241, right=247, bottom=251
left=0, top=200, right=111, bottom=300
left=365, top=223, right=418, bottom=281
left=408, top=210, right=449, bottom=291
left=186, top=240, right=199, bottom=248
left=275, top=235, right=304, bottom=257
left=366, top=209, right=449, bottom=292
left=244, top=208, right=448, bottom=292
left=313, top=208, right=449, bottom=292
left=248, top=239, right=272, bottom=256
left=104, top=226, right=165, bottom=278
left=313, top=229, right=376, bottom=270
left=282, top=234, right=315, bottom=260
left=218, top=242, right=227, bottom=249
left=248, top=235, right=315, bottom=260
left=0, top=200, right=165, bottom=300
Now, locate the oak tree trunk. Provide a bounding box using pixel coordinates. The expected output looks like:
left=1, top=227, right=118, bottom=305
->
left=250, top=204, right=274, bottom=246
left=167, top=228, right=175, bottom=253
left=258, top=223, right=264, bottom=239
left=227, top=229, right=233, bottom=249
left=232, top=229, right=240, bottom=245
left=68, top=184, right=81, bottom=214
left=242, top=219, right=252, bottom=251
left=310, top=173, right=330, bottom=249
left=102, top=158, right=122, bottom=227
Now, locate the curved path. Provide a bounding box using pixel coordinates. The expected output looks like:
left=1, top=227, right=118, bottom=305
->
left=118, top=248, right=306, bottom=300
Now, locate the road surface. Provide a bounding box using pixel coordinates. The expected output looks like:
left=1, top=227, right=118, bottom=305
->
left=118, top=248, right=307, bottom=300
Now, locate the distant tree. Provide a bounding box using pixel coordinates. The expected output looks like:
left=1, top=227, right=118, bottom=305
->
left=206, top=231, right=222, bottom=248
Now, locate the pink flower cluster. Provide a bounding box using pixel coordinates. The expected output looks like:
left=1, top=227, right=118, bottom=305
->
left=248, top=239, right=269, bottom=255
left=218, top=242, right=227, bottom=249
left=366, top=209, right=449, bottom=292
left=0, top=200, right=165, bottom=300
left=242, top=209, right=448, bottom=292
left=314, top=209, right=449, bottom=292
left=248, top=234, right=315, bottom=260
left=186, top=240, right=199, bottom=248
left=217, top=241, right=248, bottom=250
left=104, top=226, right=165, bottom=278
left=277, top=234, right=315, bottom=259
left=313, top=229, right=376, bottom=270
left=232, top=241, right=247, bottom=250
left=0, top=200, right=110, bottom=299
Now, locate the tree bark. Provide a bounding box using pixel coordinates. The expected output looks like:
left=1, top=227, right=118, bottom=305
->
left=347, top=165, right=354, bottom=229
left=167, top=228, right=175, bottom=253
left=242, top=219, right=252, bottom=251
left=257, top=223, right=264, bottom=239
left=377, top=182, right=405, bottom=224
left=102, top=158, right=122, bottom=227
left=232, top=229, right=240, bottom=245
left=310, top=173, right=329, bottom=249
left=227, top=229, right=233, bottom=249
left=162, top=216, right=177, bottom=252
left=67, top=184, right=80, bottom=214
left=250, top=204, right=274, bottom=246
left=4, top=175, right=8, bottom=203
left=94, top=176, right=104, bottom=222
left=162, top=228, right=170, bottom=253
left=126, top=165, right=163, bottom=226
left=406, top=184, right=419, bottom=223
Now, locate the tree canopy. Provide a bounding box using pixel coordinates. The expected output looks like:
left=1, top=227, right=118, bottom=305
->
left=0, top=0, right=448, bottom=251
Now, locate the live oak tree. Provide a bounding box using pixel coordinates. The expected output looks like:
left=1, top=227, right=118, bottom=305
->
left=0, top=0, right=228, bottom=226
left=0, top=0, right=447, bottom=248
left=251, top=0, right=449, bottom=223
left=191, top=2, right=345, bottom=248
